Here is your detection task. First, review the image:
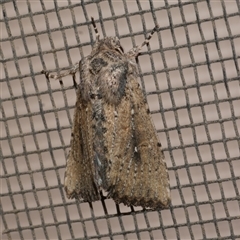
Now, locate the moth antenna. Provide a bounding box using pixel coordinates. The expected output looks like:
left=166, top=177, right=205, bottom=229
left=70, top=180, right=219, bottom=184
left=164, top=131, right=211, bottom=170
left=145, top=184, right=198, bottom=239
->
left=91, top=17, right=100, bottom=41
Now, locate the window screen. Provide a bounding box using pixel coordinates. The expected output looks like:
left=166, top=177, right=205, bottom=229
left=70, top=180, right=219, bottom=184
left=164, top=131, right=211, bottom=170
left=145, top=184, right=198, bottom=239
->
left=1, top=0, right=240, bottom=239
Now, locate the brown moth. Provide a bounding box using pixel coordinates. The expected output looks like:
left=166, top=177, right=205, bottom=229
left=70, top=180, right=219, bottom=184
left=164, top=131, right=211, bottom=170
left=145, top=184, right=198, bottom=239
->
left=42, top=18, right=170, bottom=209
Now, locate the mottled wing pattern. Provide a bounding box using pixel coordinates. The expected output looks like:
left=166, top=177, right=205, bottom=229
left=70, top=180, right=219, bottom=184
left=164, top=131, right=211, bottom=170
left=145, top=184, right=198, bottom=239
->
left=99, top=62, right=128, bottom=104
left=64, top=88, right=100, bottom=202
left=129, top=74, right=170, bottom=208
left=106, top=64, right=170, bottom=209
left=102, top=87, right=133, bottom=192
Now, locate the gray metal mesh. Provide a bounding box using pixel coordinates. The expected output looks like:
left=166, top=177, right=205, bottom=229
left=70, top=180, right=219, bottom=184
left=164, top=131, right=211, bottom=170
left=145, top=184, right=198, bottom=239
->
left=1, top=0, right=240, bottom=239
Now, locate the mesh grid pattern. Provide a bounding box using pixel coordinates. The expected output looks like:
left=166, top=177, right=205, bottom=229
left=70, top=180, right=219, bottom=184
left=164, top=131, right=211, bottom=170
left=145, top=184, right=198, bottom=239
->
left=1, top=0, right=240, bottom=239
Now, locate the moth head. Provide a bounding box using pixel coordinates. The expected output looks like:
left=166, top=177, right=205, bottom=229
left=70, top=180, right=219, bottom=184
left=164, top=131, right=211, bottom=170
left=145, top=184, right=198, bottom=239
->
left=102, top=37, right=124, bottom=54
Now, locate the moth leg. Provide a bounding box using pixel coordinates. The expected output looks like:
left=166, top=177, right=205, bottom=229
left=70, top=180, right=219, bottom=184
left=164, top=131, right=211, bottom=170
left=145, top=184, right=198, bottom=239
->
left=91, top=17, right=100, bottom=41
left=139, top=25, right=159, bottom=49
left=127, top=25, right=159, bottom=58
left=41, top=62, right=79, bottom=89
left=135, top=52, right=142, bottom=64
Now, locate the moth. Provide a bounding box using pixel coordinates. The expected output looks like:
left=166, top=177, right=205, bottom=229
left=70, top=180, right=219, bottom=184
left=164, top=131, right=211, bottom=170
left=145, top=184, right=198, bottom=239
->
left=42, top=18, right=170, bottom=209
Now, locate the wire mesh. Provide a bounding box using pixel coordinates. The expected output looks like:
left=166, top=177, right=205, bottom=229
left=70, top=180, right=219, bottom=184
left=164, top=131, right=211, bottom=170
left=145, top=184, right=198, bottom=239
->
left=1, top=0, right=240, bottom=239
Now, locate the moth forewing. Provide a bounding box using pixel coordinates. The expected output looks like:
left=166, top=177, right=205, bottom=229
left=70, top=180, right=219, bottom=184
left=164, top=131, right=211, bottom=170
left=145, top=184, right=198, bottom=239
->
left=129, top=75, right=170, bottom=208
left=64, top=91, right=100, bottom=202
